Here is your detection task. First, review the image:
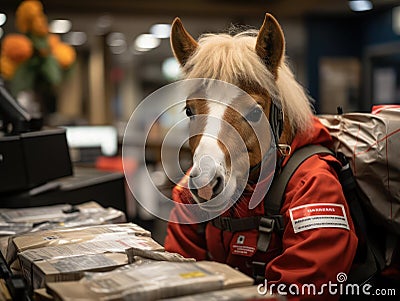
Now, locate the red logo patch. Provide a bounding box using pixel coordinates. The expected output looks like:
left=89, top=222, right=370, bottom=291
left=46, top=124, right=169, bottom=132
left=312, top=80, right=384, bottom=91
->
left=230, top=232, right=257, bottom=257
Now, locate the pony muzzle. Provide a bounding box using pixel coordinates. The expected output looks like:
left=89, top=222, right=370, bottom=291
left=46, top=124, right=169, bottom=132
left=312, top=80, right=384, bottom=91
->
left=189, top=170, right=224, bottom=202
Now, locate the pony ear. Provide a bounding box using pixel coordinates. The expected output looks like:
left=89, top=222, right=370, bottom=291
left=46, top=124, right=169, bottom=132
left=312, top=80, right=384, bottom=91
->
left=255, top=13, right=285, bottom=76
left=170, top=17, right=198, bottom=66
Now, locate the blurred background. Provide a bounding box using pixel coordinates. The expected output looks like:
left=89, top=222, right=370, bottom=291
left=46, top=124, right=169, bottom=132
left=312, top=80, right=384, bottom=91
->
left=1, top=0, right=400, bottom=241
left=2, top=0, right=400, bottom=123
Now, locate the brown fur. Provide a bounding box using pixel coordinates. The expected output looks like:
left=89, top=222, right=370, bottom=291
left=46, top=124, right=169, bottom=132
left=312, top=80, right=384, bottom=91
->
left=171, top=18, right=198, bottom=66
left=255, top=14, right=285, bottom=78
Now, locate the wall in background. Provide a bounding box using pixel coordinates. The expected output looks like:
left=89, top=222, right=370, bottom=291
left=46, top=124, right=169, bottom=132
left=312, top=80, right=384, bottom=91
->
left=306, top=5, right=400, bottom=113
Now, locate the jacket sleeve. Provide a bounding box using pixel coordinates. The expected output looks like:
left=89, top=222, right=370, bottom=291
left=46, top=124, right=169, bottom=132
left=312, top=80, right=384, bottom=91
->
left=164, top=184, right=208, bottom=260
left=265, top=155, right=358, bottom=300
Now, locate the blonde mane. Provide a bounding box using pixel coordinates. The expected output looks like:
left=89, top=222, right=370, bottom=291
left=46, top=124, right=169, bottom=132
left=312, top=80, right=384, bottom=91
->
left=182, top=30, right=314, bottom=135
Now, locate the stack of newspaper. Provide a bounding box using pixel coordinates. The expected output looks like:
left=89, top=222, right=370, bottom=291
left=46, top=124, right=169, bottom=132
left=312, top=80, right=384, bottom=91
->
left=44, top=259, right=255, bottom=300
left=1, top=203, right=279, bottom=300
left=0, top=202, right=126, bottom=235
left=7, top=223, right=151, bottom=261
left=7, top=223, right=163, bottom=289
left=0, top=201, right=126, bottom=257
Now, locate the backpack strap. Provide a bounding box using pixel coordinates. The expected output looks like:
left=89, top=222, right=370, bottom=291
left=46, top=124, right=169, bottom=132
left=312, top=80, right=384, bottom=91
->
left=256, top=144, right=334, bottom=252
left=211, top=216, right=262, bottom=232
left=264, top=144, right=334, bottom=215
left=253, top=145, right=334, bottom=283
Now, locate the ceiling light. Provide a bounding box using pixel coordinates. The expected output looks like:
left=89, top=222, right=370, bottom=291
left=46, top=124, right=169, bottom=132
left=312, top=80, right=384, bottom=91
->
left=150, top=24, right=171, bottom=39
left=64, top=31, right=87, bottom=46
left=106, top=32, right=126, bottom=47
left=349, top=0, right=373, bottom=12
left=110, top=43, right=127, bottom=55
left=134, top=34, right=160, bottom=52
left=49, top=19, right=72, bottom=34
left=0, top=13, right=6, bottom=26
left=107, top=33, right=127, bottom=54
left=162, top=57, right=181, bottom=80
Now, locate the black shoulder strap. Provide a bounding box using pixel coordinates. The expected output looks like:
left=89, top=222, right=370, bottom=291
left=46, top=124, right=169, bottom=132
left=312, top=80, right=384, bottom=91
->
left=264, top=144, right=334, bottom=215
left=256, top=145, right=334, bottom=253
left=253, top=145, right=334, bottom=282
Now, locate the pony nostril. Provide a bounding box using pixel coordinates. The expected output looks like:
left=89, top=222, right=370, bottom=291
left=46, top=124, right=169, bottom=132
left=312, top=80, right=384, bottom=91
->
left=213, top=176, right=223, bottom=196
left=190, top=168, right=200, bottom=178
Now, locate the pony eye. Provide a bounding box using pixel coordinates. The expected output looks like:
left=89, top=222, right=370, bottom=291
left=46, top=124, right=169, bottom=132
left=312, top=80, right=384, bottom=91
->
left=185, top=107, right=194, bottom=117
left=246, top=107, right=263, bottom=122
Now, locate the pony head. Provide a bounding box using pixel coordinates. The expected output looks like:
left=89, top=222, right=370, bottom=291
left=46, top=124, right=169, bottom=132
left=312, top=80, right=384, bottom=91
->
left=170, top=13, right=313, bottom=207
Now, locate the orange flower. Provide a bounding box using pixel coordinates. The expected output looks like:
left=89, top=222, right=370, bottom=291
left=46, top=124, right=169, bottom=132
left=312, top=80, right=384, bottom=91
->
left=48, top=34, right=61, bottom=51
left=31, top=14, right=48, bottom=36
left=52, top=43, right=76, bottom=68
left=0, top=55, right=19, bottom=80
left=1, top=34, right=33, bottom=63
left=15, top=0, right=44, bottom=33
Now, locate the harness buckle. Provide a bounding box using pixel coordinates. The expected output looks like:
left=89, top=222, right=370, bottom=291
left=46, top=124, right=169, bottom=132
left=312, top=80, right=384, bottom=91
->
left=252, top=261, right=267, bottom=284
left=269, top=214, right=285, bottom=234
left=256, top=215, right=285, bottom=253
left=259, top=217, right=275, bottom=234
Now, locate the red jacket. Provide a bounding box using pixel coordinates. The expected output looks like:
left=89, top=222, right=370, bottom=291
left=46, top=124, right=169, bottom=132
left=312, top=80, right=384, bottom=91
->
left=164, top=117, right=358, bottom=300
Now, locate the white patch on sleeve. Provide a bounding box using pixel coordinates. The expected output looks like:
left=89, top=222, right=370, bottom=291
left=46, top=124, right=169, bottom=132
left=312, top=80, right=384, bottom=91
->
left=289, top=203, right=350, bottom=234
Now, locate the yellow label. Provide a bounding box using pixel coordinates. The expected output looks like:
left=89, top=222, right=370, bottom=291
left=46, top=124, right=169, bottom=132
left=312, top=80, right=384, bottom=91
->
left=179, top=271, right=206, bottom=279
